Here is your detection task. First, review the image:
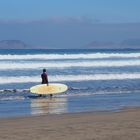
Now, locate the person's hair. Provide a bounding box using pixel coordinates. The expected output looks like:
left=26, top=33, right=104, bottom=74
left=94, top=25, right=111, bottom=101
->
left=43, top=69, right=46, bottom=72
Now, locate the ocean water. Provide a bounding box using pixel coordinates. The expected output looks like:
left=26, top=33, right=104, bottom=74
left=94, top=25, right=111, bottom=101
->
left=0, top=49, right=140, bottom=118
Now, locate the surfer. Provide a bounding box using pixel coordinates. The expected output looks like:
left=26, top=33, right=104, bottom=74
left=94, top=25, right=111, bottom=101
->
left=41, top=69, right=49, bottom=85
left=41, top=69, right=52, bottom=97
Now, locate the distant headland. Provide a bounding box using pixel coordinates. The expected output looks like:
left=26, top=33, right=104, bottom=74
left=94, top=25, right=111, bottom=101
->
left=0, top=39, right=140, bottom=49
left=0, top=40, right=27, bottom=49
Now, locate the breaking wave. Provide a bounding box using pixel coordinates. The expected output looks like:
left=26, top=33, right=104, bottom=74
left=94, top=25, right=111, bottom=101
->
left=0, top=60, right=140, bottom=69
left=0, top=73, right=140, bottom=84
left=0, top=52, right=140, bottom=60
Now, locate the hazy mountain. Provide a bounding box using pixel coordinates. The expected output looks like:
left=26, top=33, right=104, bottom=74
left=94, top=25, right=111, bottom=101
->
left=87, top=41, right=116, bottom=49
left=0, top=40, right=27, bottom=49
left=0, top=38, right=140, bottom=50
left=86, top=39, right=140, bottom=49
left=0, top=20, right=140, bottom=49
left=121, top=39, right=140, bottom=48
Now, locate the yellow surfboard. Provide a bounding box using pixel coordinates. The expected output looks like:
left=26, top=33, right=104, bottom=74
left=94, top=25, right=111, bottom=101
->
left=30, top=83, right=68, bottom=95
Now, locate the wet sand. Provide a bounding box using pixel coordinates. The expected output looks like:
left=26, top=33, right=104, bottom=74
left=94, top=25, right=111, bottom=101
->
left=0, top=108, right=140, bottom=140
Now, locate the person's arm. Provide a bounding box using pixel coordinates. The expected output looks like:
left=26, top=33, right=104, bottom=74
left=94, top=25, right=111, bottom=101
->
left=41, top=74, right=43, bottom=84
left=45, top=74, right=49, bottom=85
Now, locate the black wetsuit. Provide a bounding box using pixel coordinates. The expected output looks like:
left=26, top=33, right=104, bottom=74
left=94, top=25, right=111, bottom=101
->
left=41, top=72, right=49, bottom=84
left=41, top=72, right=52, bottom=97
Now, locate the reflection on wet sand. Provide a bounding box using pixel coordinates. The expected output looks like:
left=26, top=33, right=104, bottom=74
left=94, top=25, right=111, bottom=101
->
left=30, top=97, right=67, bottom=115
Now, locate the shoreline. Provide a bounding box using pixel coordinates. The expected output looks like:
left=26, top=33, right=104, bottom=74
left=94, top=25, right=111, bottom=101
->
left=0, top=107, right=140, bottom=140
left=0, top=104, right=137, bottom=120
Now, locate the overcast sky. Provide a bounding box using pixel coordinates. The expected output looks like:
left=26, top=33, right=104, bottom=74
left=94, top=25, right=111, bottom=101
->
left=0, top=0, right=140, bottom=48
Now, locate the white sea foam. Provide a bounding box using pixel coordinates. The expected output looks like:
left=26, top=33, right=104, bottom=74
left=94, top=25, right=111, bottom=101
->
left=0, top=96, right=25, bottom=101
left=0, top=73, right=140, bottom=84
left=0, top=60, right=140, bottom=69
left=0, top=53, right=140, bottom=60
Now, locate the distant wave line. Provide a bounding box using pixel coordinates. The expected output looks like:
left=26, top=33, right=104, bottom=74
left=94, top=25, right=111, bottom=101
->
left=0, top=60, right=140, bottom=69
left=0, top=53, right=140, bottom=60
left=0, top=73, right=140, bottom=84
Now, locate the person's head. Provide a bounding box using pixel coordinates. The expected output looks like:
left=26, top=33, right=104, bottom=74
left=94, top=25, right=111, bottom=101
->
left=43, top=69, right=46, bottom=72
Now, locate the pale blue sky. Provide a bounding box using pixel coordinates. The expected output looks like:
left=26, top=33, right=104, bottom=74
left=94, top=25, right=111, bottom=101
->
left=0, top=0, right=140, bottom=23
left=0, top=0, right=140, bottom=48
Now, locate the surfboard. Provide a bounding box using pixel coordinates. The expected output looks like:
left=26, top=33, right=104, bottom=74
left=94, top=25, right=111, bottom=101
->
left=30, top=83, right=68, bottom=95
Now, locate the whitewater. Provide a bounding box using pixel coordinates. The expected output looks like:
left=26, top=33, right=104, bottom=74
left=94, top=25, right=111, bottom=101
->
left=0, top=49, right=140, bottom=118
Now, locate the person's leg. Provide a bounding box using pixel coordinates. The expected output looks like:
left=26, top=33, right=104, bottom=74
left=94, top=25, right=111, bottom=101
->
left=39, top=94, right=42, bottom=97
left=49, top=94, right=53, bottom=98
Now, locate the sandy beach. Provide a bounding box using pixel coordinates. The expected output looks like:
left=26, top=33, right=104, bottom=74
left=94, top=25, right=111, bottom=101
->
left=0, top=108, right=140, bottom=140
